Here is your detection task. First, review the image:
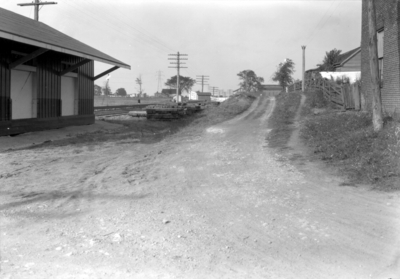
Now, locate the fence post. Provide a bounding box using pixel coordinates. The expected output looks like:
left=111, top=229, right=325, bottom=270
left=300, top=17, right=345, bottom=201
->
left=341, top=85, right=346, bottom=111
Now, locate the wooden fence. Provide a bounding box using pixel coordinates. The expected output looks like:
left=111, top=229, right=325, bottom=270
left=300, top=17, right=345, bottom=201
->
left=287, top=78, right=362, bottom=110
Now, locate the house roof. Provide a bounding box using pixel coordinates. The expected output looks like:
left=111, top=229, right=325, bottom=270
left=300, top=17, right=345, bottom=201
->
left=305, top=67, right=320, bottom=73
left=0, top=8, right=130, bottom=69
left=334, top=47, right=361, bottom=68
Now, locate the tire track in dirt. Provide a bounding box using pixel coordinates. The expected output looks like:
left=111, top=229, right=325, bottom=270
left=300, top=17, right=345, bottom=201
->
left=1, top=94, right=399, bottom=278
left=163, top=94, right=400, bottom=278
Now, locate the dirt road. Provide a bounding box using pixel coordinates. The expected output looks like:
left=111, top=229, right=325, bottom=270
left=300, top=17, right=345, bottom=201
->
left=1, top=94, right=399, bottom=278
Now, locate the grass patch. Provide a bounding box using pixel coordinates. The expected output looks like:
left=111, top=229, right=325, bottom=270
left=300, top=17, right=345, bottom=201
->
left=267, top=92, right=302, bottom=148
left=301, top=89, right=331, bottom=117
left=300, top=92, right=400, bottom=190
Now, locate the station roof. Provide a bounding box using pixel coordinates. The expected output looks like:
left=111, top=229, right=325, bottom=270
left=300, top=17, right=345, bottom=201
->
left=0, top=8, right=130, bottom=69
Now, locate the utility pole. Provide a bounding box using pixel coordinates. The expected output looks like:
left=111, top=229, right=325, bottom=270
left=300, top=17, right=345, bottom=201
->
left=301, top=45, right=306, bottom=92
left=18, top=0, right=57, bottom=21
left=136, top=75, right=143, bottom=97
left=156, top=70, right=164, bottom=93
left=367, top=0, right=383, bottom=132
left=196, top=75, right=209, bottom=93
left=210, top=86, right=218, bottom=96
left=168, top=52, right=188, bottom=103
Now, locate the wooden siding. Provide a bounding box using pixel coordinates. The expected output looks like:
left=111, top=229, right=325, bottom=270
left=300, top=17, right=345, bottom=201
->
left=336, top=52, right=361, bottom=72
left=0, top=38, right=96, bottom=135
left=36, top=52, right=62, bottom=118
left=36, top=53, right=94, bottom=118
left=78, top=60, right=94, bottom=115
left=0, top=40, right=11, bottom=121
left=0, top=56, right=11, bottom=121
left=0, top=115, right=94, bottom=136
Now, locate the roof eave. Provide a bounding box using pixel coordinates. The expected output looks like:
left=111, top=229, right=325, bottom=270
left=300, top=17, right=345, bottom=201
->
left=0, top=30, right=131, bottom=70
left=336, top=47, right=361, bottom=68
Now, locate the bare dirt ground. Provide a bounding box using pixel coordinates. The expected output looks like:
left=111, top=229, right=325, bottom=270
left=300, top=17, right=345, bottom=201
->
left=1, top=94, right=400, bottom=279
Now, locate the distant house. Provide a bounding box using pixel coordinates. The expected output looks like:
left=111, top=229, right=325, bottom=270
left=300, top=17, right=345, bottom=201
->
left=361, top=0, right=400, bottom=113
left=261, top=84, right=283, bottom=96
left=0, top=8, right=130, bottom=136
left=154, top=91, right=170, bottom=98
left=334, top=47, right=361, bottom=72
left=188, top=91, right=198, bottom=100
left=197, top=92, right=212, bottom=102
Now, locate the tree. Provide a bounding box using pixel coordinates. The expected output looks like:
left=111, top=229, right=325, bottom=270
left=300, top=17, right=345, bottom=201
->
left=272, top=59, right=295, bottom=88
left=165, top=75, right=196, bottom=96
left=237, top=70, right=264, bottom=92
left=115, top=88, right=127, bottom=97
left=94, top=84, right=102, bottom=96
left=317, top=48, right=342, bottom=71
left=136, top=75, right=145, bottom=97
left=102, top=82, right=112, bottom=95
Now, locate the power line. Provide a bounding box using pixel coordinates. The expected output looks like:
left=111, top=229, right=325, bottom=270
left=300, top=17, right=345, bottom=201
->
left=62, top=1, right=172, bottom=56
left=305, top=0, right=338, bottom=44
left=168, top=52, right=188, bottom=102
left=156, top=70, right=164, bottom=93
left=196, top=75, right=209, bottom=93
left=209, top=86, right=219, bottom=96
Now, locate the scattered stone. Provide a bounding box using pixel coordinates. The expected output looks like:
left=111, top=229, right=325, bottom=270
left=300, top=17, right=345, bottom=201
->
left=24, top=262, right=35, bottom=268
left=162, top=219, right=170, bottom=224
left=55, top=246, right=62, bottom=251
left=111, top=233, right=122, bottom=242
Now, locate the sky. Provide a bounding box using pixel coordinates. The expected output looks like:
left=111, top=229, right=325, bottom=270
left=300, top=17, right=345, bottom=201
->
left=2, top=0, right=362, bottom=95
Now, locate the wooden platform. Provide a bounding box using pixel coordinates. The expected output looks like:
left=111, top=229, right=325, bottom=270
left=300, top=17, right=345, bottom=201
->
left=0, top=115, right=95, bottom=136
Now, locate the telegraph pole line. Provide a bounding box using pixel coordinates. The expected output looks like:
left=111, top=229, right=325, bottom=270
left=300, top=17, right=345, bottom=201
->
left=209, top=86, right=219, bottom=96
left=196, top=75, right=209, bottom=93
left=18, top=0, right=57, bottom=21
left=168, top=52, right=188, bottom=103
left=301, top=45, right=306, bottom=92
left=155, top=70, right=164, bottom=93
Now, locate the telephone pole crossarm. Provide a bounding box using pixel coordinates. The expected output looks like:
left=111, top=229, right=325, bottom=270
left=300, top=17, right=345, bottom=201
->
left=18, top=0, right=57, bottom=21
left=168, top=51, right=188, bottom=103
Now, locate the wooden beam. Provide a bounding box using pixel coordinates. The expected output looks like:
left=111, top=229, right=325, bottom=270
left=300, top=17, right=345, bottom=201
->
left=9, top=48, right=48, bottom=69
left=92, top=66, right=120, bottom=81
left=59, top=59, right=91, bottom=76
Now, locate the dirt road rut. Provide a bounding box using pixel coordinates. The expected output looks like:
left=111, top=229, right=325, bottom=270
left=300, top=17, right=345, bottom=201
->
left=0, top=94, right=399, bottom=278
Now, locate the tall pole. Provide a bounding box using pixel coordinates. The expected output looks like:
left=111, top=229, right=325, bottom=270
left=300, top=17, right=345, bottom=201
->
left=34, top=0, right=39, bottom=20
left=302, top=45, right=306, bottom=92
left=367, top=0, right=383, bottom=132
left=177, top=52, right=180, bottom=102
left=156, top=70, right=163, bottom=93
left=168, top=52, right=188, bottom=104
left=210, top=86, right=218, bottom=96
left=196, top=75, right=209, bottom=93
left=18, top=0, right=57, bottom=21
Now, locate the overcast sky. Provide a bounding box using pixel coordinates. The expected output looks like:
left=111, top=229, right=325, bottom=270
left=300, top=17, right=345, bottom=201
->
left=2, top=0, right=361, bottom=95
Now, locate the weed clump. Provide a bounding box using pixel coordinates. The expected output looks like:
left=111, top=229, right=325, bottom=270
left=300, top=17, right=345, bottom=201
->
left=301, top=107, right=400, bottom=190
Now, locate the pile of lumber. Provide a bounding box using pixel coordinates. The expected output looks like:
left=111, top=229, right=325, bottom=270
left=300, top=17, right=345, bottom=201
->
left=145, top=103, right=203, bottom=120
